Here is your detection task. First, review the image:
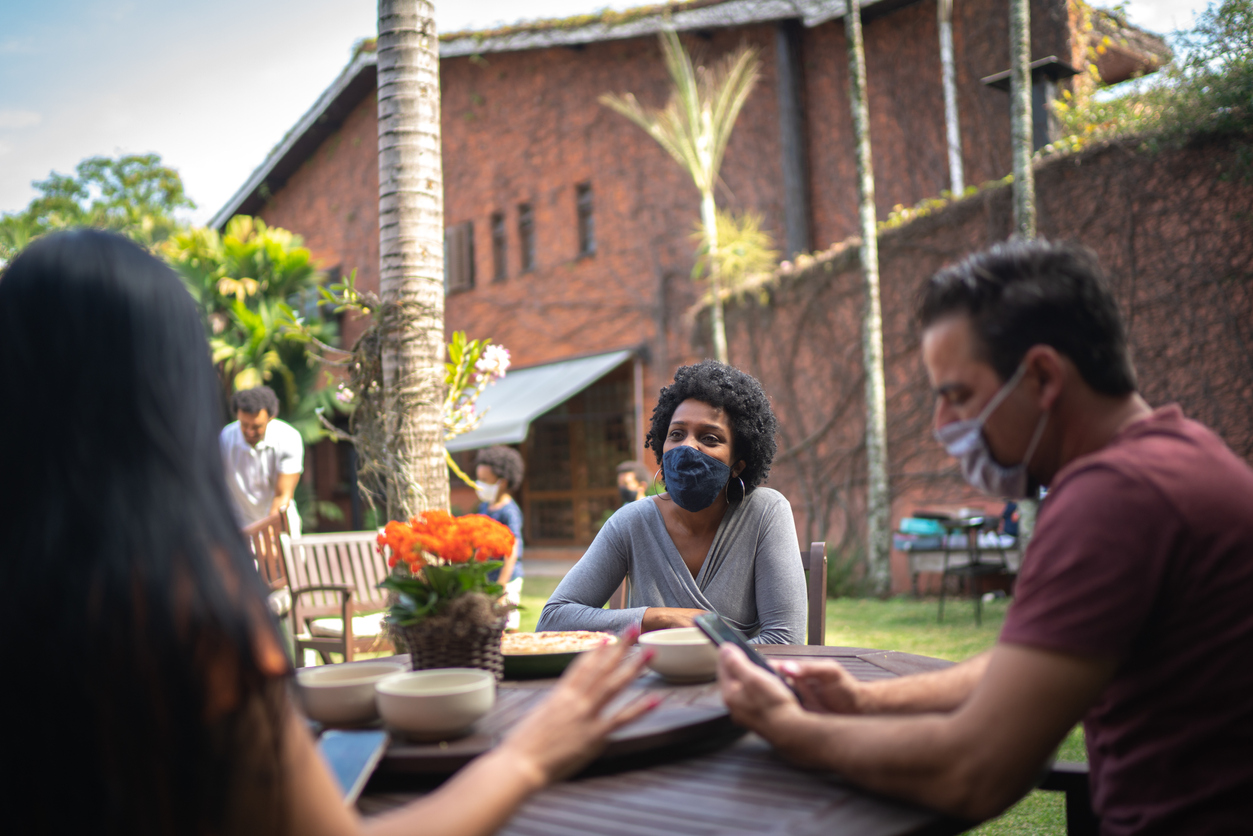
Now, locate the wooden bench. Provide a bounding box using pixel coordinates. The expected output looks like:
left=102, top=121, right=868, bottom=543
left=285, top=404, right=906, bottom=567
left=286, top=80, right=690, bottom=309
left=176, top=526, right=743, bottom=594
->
left=285, top=530, right=394, bottom=665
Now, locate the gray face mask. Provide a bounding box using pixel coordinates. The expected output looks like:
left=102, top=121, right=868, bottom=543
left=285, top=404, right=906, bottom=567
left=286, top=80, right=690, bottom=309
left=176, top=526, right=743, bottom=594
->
left=933, top=361, right=1048, bottom=499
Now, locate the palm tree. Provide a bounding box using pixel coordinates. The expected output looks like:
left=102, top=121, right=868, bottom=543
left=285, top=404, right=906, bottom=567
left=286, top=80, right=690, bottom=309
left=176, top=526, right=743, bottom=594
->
left=601, top=30, right=761, bottom=364
left=844, top=0, right=892, bottom=595
left=377, top=0, right=449, bottom=520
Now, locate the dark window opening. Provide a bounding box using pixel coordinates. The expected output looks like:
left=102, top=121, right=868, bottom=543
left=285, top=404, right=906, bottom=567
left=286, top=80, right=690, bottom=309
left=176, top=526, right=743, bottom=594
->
left=444, top=221, right=475, bottom=293
left=518, top=202, right=535, bottom=273
left=576, top=183, right=595, bottom=257
left=491, top=212, right=507, bottom=282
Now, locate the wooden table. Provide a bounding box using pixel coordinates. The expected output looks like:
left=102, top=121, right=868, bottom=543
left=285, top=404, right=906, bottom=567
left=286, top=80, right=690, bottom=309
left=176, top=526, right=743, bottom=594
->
left=358, top=645, right=972, bottom=836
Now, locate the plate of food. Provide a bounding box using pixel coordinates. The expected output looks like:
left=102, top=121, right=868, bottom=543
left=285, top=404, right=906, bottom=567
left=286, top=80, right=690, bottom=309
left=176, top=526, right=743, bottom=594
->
left=501, top=631, right=617, bottom=679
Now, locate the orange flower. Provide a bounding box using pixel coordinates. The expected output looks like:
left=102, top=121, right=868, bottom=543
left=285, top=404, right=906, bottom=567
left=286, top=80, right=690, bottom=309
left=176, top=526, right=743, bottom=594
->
left=376, top=510, right=515, bottom=567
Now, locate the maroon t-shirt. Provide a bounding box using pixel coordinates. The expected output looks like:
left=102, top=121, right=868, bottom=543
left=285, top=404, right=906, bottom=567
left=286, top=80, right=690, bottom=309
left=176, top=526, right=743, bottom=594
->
left=1001, top=405, right=1253, bottom=835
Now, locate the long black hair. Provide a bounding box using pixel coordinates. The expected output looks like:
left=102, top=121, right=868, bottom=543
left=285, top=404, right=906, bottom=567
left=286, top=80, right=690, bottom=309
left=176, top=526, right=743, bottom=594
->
left=0, top=230, right=288, bottom=835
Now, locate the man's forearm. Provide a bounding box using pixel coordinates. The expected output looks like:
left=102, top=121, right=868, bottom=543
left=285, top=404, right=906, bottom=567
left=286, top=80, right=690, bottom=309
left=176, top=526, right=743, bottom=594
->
left=859, top=652, right=990, bottom=714
left=271, top=472, right=301, bottom=513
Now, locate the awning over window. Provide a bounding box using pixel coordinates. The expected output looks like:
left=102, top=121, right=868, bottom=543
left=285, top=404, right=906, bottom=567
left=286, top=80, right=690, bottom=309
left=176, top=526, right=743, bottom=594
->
left=446, top=350, right=634, bottom=452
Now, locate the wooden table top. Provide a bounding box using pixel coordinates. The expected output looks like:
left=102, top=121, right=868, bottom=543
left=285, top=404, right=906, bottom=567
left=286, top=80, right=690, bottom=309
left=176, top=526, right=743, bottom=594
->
left=358, top=645, right=970, bottom=836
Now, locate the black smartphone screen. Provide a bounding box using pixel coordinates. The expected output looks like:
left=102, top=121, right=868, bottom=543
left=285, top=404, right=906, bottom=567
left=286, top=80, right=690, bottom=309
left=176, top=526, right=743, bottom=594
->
left=694, top=612, right=797, bottom=694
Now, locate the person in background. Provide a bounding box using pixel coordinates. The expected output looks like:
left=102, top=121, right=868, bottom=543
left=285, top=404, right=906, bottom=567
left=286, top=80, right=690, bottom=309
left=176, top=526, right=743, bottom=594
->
left=475, top=445, right=526, bottom=631
left=717, top=239, right=1253, bottom=833
left=220, top=385, right=304, bottom=536
left=0, top=229, right=657, bottom=836
left=616, top=460, right=651, bottom=504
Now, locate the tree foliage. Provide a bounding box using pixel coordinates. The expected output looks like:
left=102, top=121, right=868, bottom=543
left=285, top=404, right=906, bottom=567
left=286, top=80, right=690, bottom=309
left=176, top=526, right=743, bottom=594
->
left=0, top=153, right=194, bottom=263
left=160, top=216, right=340, bottom=443
left=1054, top=0, right=1253, bottom=151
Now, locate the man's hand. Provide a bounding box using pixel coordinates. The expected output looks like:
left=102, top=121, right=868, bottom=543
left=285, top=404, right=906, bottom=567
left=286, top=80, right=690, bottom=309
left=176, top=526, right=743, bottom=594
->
left=641, top=607, right=706, bottom=632
left=717, top=645, right=804, bottom=735
left=775, top=659, right=868, bottom=715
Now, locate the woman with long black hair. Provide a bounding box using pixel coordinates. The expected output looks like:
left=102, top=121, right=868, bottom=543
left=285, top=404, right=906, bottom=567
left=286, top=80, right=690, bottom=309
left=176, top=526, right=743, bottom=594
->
left=0, top=230, right=652, bottom=836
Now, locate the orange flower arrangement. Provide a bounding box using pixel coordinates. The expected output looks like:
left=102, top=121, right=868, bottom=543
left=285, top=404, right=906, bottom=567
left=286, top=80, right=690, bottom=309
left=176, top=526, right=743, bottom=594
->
left=377, top=510, right=517, bottom=625
left=378, top=510, right=515, bottom=569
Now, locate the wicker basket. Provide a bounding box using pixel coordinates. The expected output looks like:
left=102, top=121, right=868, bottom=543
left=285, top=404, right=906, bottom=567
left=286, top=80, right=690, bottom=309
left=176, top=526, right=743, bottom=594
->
left=393, top=617, right=507, bottom=681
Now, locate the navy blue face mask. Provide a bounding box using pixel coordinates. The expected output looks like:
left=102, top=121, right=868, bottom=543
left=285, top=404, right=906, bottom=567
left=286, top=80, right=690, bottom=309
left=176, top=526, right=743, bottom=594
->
left=662, top=445, right=733, bottom=512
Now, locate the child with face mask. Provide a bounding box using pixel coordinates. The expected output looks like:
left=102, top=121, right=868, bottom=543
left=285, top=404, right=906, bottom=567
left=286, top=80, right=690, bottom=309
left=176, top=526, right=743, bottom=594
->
left=474, top=446, right=526, bottom=631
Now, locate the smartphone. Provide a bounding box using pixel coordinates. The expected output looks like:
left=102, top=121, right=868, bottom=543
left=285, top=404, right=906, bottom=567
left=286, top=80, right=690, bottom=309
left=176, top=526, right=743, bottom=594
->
left=317, top=729, right=390, bottom=805
left=693, top=612, right=797, bottom=695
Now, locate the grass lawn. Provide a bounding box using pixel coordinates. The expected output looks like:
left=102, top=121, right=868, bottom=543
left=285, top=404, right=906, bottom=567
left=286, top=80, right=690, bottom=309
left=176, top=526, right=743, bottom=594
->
left=517, top=577, right=1086, bottom=835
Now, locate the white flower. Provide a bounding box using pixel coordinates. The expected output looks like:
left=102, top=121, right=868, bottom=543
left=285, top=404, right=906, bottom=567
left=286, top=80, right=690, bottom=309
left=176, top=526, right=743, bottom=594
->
left=474, top=344, right=511, bottom=380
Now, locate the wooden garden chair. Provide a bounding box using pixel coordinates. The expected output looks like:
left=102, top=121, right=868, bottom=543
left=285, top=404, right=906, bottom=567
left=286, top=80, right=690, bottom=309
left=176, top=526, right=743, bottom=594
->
left=285, top=530, right=394, bottom=666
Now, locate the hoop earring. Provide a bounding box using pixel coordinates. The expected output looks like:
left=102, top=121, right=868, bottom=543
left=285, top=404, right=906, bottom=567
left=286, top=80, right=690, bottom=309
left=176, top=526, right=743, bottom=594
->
left=653, top=466, right=669, bottom=501
left=726, top=476, right=746, bottom=504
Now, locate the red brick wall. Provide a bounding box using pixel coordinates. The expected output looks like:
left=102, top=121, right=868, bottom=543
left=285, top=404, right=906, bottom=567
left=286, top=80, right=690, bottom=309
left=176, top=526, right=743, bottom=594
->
left=727, top=133, right=1253, bottom=592
left=257, top=0, right=1076, bottom=395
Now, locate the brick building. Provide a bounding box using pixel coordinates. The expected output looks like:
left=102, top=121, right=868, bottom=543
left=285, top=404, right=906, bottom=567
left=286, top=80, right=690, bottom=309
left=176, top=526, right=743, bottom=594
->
left=212, top=0, right=1164, bottom=557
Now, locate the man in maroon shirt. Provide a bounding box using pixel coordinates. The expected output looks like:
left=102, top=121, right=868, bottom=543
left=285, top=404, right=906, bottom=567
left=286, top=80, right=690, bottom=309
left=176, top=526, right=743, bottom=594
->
left=718, top=239, right=1253, bottom=833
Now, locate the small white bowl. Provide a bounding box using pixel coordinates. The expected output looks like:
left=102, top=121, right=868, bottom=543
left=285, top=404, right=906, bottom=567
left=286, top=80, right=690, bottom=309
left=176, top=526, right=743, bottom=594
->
left=296, top=661, right=408, bottom=725
left=375, top=669, right=496, bottom=740
left=638, top=627, right=720, bottom=683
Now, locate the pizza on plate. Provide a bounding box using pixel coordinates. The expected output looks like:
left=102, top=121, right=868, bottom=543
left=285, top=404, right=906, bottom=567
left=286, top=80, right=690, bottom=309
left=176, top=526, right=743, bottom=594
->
left=501, top=631, right=616, bottom=656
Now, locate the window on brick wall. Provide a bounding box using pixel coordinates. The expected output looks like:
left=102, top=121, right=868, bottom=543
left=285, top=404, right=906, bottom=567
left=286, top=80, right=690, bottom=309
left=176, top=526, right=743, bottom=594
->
left=444, top=221, right=475, bottom=293
left=518, top=202, right=535, bottom=274
left=490, top=212, right=507, bottom=282
left=576, top=183, right=595, bottom=257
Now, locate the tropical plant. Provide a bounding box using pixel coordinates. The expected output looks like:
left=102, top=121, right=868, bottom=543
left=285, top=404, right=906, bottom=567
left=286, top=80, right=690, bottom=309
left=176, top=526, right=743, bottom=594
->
left=374, top=0, right=450, bottom=522
left=600, top=30, right=761, bottom=363
left=690, top=208, right=780, bottom=307
left=160, top=215, right=337, bottom=442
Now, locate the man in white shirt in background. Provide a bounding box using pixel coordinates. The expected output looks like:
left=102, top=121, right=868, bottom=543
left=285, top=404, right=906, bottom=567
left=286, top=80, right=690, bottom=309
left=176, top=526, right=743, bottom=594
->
left=219, top=385, right=305, bottom=536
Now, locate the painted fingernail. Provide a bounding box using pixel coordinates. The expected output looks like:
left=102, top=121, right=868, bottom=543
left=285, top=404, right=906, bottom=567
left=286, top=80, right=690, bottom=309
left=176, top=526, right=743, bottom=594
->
left=642, top=648, right=657, bottom=661
left=646, top=695, right=664, bottom=710
left=624, top=624, right=641, bottom=641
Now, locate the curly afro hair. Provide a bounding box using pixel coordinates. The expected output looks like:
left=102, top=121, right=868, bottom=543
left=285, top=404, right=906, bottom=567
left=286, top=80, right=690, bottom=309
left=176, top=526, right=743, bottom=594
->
left=645, top=360, right=778, bottom=492
left=475, top=445, right=526, bottom=492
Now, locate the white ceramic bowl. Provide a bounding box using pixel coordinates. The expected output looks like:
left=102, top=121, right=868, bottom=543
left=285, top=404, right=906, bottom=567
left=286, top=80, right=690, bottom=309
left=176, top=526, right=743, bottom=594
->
left=638, top=627, right=720, bottom=683
left=296, top=661, right=408, bottom=725
left=375, top=669, right=496, bottom=740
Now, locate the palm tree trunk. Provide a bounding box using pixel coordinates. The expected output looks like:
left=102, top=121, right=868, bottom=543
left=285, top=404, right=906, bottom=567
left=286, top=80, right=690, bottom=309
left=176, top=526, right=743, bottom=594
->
left=701, top=189, right=729, bottom=364
left=938, top=0, right=965, bottom=196
left=1009, top=0, right=1036, bottom=238
left=845, top=0, right=892, bottom=595
left=377, top=0, right=448, bottom=519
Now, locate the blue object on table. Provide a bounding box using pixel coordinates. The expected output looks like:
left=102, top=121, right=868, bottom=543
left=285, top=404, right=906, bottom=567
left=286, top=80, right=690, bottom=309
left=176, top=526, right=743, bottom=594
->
left=898, top=517, right=946, bottom=536
left=317, top=729, right=390, bottom=805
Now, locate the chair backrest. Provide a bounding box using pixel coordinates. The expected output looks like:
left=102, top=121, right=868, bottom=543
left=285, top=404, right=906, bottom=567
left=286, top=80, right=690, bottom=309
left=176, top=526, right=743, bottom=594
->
left=286, top=530, right=390, bottom=615
left=242, top=511, right=288, bottom=590
left=800, top=541, right=828, bottom=646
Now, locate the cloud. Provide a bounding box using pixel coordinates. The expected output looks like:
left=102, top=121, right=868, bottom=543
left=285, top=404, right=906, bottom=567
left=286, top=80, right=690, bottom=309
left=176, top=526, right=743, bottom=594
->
left=0, top=110, right=42, bottom=130
left=0, top=141, right=10, bottom=157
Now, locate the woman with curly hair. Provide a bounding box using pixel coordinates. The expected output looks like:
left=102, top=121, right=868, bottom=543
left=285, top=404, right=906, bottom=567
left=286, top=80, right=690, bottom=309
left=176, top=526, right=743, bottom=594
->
left=538, top=360, right=806, bottom=643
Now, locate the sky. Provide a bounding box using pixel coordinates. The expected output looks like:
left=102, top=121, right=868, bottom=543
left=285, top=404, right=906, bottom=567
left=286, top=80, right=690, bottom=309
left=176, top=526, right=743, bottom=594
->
left=0, top=0, right=1213, bottom=225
